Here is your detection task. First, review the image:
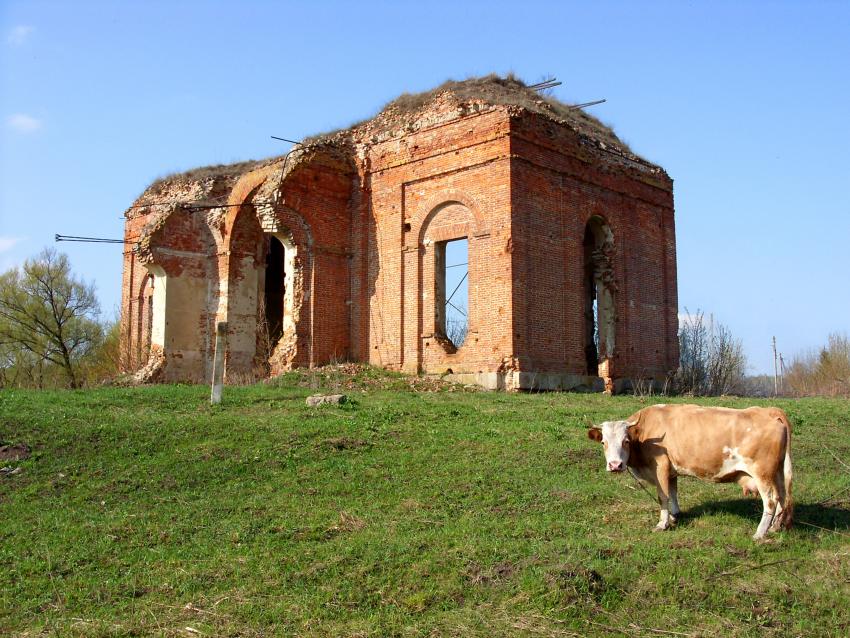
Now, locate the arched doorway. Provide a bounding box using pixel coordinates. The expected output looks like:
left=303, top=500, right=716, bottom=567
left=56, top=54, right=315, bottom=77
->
left=258, top=232, right=297, bottom=367
left=224, top=199, right=308, bottom=376
left=583, top=216, right=616, bottom=380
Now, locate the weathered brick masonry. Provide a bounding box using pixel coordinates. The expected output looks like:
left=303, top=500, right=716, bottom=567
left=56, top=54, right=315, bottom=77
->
left=120, top=76, right=678, bottom=391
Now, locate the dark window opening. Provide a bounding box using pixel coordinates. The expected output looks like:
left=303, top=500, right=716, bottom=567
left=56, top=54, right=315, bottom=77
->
left=264, top=236, right=286, bottom=347
left=582, top=217, right=616, bottom=377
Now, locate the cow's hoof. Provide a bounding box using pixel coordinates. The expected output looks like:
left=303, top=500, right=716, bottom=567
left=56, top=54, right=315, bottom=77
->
left=653, top=524, right=670, bottom=532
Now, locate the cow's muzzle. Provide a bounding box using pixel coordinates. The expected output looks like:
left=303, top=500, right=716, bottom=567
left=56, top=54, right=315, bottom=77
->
left=607, top=461, right=625, bottom=472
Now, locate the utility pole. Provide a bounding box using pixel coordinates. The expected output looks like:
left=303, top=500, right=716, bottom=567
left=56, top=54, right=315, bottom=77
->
left=772, top=336, right=779, bottom=396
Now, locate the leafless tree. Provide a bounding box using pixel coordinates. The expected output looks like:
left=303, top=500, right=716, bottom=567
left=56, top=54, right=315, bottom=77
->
left=0, top=248, right=102, bottom=388
left=676, top=309, right=747, bottom=396
left=445, top=311, right=468, bottom=349
left=785, top=333, right=850, bottom=397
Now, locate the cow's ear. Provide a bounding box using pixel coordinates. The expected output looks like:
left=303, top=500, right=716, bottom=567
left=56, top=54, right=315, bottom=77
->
left=587, top=428, right=603, bottom=442
left=626, top=423, right=641, bottom=440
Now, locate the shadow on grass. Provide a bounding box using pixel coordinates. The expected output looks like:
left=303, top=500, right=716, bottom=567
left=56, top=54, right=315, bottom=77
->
left=680, top=498, right=850, bottom=534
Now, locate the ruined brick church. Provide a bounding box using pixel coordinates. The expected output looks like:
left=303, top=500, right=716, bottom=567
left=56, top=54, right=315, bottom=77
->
left=120, top=75, right=678, bottom=392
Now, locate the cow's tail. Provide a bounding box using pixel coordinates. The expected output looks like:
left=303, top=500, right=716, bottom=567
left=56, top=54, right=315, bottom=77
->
left=780, top=412, right=794, bottom=529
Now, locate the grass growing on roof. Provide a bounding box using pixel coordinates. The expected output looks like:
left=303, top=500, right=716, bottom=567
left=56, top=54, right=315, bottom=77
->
left=146, top=158, right=271, bottom=193
left=381, top=73, right=630, bottom=152
left=2, top=370, right=848, bottom=636
left=137, top=74, right=646, bottom=196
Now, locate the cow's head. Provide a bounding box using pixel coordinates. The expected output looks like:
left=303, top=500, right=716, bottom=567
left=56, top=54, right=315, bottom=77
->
left=587, top=420, right=639, bottom=472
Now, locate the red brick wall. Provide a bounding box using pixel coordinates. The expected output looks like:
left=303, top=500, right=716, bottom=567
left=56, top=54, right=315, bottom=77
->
left=363, top=110, right=514, bottom=375
left=280, top=159, right=354, bottom=366
left=509, top=112, right=677, bottom=382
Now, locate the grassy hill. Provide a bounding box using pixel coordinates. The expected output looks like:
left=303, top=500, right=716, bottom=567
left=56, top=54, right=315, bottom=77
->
left=2, top=368, right=849, bottom=637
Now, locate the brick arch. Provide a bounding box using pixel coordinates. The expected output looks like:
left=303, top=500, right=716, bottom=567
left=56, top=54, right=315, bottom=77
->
left=221, top=171, right=316, bottom=375
left=415, top=189, right=487, bottom=245
left=253, top=202, right=313, bottom=253
left=406, top=189, right=489, bottom=369
left=136, top=272, right=154, bottom=360
left=580, top=209, right=619, bottom=240
left=221, top=163, right=280, bottom=242
left=251, top=201, right=314, bottom=372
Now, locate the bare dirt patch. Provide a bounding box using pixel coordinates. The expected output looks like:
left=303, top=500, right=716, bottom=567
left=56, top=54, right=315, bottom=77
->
left=0, top=443, right=30, bottom=462
left=466, top=560, right=518, bottom=586
left=564, top=448, right=598, bottom=465
left=545, top=564, right=606, bottom=602
left=322, top=437, right=371, bottom=451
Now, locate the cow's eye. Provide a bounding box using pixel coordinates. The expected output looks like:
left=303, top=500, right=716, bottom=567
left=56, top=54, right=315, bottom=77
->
left=623, top=439, right=630, bottom=447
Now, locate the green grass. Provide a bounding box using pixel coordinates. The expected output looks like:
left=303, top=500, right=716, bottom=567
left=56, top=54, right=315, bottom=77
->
left=1, top=370, right=849, bottom=637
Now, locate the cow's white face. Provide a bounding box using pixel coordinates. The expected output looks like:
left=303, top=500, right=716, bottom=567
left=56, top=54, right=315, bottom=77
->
left=587, top=420, right=634, bottom=472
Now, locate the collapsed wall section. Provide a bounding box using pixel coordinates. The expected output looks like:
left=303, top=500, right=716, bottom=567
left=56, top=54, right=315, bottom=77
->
left=121, top=150, right=356, bottom=383
left=121, top=176, right=233, bottom=382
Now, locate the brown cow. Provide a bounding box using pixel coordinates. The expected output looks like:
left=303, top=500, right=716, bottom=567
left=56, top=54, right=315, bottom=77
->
left=587, top=404, right=793, bottom=540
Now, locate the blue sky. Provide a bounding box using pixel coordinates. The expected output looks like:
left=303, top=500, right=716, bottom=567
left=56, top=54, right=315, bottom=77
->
left=1, top=1, right=848, bottom=374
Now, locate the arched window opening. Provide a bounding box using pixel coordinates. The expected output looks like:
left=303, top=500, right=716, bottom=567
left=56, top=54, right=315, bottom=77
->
left=583, top=217, right=616, bottom=377
left=137, top=274, right=155, bottom=365
left=264, top=235, right=286, bottom=347
left=435, top=237, right=469, bottom=350
left=144, top=265, right=167, bottom=349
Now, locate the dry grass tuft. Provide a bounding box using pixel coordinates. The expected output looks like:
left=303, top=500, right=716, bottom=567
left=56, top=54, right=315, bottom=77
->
left=305, top=74, right=636, bottom=156
left=149, top=158, right=273, bottom=191
left=383, top=74, right=627, bottom=149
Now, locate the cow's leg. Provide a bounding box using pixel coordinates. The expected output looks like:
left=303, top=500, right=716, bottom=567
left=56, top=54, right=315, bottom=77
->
left=753, top=477, right=780, bottom=540
left=653, top=472, right=675, bottom=531
left=769, top=469, right=787, bottom=533
left=669, top=476, right=681, bottom=519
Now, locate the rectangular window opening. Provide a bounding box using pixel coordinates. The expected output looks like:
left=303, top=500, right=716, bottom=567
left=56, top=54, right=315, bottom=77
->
left=436, top=238, right=469, bottom=350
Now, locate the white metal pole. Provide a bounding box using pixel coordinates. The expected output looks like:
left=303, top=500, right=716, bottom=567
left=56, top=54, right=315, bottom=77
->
left=211, top=321, right=227, bottom=404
